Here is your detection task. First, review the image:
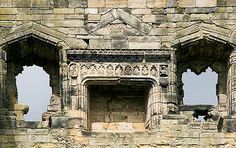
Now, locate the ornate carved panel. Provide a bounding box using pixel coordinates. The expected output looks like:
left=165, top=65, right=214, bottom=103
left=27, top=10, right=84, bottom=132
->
left=75, top=62, right=164, bottom=81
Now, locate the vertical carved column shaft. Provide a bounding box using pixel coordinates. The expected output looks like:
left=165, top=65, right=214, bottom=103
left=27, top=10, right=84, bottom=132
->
left=167, top=50, right=178, bottom=114
left=146, top=85, right=161, bottom=129
left=228, top=50, right=236, bottom=115
left=68, top=62, right=88, bottom=129
left=217, top=69, right=228, bottom=114
left=78, top=84, right=88, bottom=129
left=0, top=48, right=7, bottom=109
left=59, top=49, right=70, bottom=110
left=6, top=62, right=17, bottom=110
left=60, top=63, right=69, bottom=110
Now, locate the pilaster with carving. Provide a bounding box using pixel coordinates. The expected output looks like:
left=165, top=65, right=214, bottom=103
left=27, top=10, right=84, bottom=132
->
left=77, top=84, right=88, bottom=129
left=167, top=51, right=178, bottom=114
left=215, top=67, right=228, bottom=115
left=59, top=47, right=69, bottom=110
left=66, top=62, right=88, bottom=129
left=145, top=85, right=162, bottom=129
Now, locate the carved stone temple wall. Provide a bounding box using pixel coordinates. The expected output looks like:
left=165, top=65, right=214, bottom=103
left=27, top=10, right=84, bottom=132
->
left=1, top=0, right=236, bottom=147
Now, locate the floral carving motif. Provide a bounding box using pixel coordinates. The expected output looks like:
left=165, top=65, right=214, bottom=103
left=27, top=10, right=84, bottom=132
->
left=133, top=65, right=140, bottom=75
left=142, top=65, right=149, bottom=75
left=124, top=65, right=132, bottom=75
left=107, top=65, right=114, bottom=75
left=115, top=65, right=123, bottom=75
left=98, top=65, right=105, bottom=75
left=150, top=65, right=157, bottom=76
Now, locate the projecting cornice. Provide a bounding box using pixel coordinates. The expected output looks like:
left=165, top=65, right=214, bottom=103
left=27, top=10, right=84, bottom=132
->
left=0, top=21, right=87, bottom=49
left=173, top=22, right=236, bottom=48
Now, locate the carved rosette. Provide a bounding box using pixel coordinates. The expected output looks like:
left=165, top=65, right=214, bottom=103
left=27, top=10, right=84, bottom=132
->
left=228, top=50, right=236, bottom=115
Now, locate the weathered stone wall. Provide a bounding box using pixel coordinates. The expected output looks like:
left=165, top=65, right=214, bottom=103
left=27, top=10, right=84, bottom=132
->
left=1, top=0, right=236, bottom=147
left=1, top=119, right=236, bottom=147
left=89, top=85, right=147, bottom=131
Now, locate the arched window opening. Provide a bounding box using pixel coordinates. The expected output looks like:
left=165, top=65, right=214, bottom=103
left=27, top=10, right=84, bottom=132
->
left=182, top=67, right=218, bottom=105
left=182, top=67, right=218, bottom=121
left=16, top=65, right=51, bottom=121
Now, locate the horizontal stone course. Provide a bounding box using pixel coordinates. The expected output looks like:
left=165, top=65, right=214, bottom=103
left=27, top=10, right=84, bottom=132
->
left=105, top=0, right=127, bottom=8
left=53, top=8, right=75, bottom=14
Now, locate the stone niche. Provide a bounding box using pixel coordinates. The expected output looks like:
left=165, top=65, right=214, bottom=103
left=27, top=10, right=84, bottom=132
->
left=88, top=84, right=150, bottom=132
left=3, top=37, right=60, bottom=127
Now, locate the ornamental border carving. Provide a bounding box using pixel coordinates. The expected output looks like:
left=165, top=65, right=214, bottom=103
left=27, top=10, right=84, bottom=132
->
left=68, top=62, right=169, bottom=86
left=67, top=49, right=170, bottom=63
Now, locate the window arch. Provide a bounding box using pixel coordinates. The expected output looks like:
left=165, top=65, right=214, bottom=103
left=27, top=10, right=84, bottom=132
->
left=4, top=37, right=61, bottom=123
left=175, top=39, right=233, bottom=120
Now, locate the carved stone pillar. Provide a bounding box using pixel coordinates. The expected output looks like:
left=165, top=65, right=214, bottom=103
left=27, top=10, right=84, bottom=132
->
left=59, top=47, right=69, bottom=110
left=65, top=63, right=88, bottom=129
left=177, top=73, right=184, bottom=105
left=49, top=48, right=71, bottom=128
left=216, top=69, right=228, bottom=115
left=228, top=50, right=236, bottom=116
left=69, top=63, right=79, bottom=111
left=0, top=48, right=7, bottom=110
left=146, top=85, right=162, bottom=129
left=167, top=51, right=178, bottom=114
left=60, top=63, right=69, bottom=110
left=6, top=62, right=18, bottom=110
left=77, top=84, right=88, bottom=129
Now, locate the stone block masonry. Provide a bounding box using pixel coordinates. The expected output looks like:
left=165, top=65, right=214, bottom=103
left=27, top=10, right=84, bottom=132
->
left=0, top=0, right=236, bottom=147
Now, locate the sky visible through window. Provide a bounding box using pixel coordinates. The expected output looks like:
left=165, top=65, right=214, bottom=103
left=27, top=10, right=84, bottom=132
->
left=16, top=65, right=51, bottom=121
left=16, top=66, right=218, bottom=121
left=182, top=67, right=218, bottom=105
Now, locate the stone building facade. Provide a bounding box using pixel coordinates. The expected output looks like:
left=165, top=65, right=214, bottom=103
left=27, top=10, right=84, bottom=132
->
left=0, top=0, right=236, bottom=147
